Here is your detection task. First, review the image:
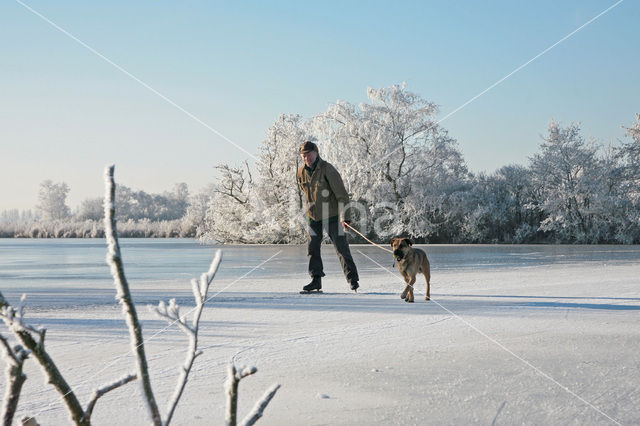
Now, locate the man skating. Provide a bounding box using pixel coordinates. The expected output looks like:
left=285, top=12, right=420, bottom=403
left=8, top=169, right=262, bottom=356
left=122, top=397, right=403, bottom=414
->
left=296, top=141, right=359, bottom=293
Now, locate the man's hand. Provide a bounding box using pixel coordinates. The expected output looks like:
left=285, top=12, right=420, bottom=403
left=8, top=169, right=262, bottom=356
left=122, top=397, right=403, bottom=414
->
left=342, top=220, right=351, bottom=229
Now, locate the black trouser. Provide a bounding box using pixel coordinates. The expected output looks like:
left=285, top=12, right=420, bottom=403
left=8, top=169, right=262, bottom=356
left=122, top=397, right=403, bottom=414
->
left=307, top=219, right=359, bottom=285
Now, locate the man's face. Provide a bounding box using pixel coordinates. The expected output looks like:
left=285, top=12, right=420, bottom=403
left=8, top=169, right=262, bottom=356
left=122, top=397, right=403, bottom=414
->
left=301, top=150, right=318, bottom=167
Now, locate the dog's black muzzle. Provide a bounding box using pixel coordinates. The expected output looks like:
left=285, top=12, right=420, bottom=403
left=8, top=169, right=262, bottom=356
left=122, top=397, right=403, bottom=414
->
left=393, top=249, right=403, bottom=260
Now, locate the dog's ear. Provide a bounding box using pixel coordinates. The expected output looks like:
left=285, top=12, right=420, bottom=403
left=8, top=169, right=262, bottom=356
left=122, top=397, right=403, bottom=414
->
left=404, top=238, right=413, bottom=246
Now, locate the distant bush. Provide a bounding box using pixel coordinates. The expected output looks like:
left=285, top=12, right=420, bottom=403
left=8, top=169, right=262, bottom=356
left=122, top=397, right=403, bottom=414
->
left=0, top=219, right=196, bottom=238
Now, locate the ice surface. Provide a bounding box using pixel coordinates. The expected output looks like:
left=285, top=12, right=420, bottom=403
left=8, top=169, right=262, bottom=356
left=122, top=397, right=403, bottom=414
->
left=0, top=241, right=639, bottom=424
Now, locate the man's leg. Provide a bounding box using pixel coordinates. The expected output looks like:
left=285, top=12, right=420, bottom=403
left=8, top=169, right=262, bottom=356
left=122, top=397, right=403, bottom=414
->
left=307, top=221, right=325, bottom=278
left=326, top=220, right=359, bottom=286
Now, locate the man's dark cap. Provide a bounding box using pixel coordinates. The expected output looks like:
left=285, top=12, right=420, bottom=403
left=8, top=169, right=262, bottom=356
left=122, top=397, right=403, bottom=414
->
left=299, top=141, right=319, bottom=153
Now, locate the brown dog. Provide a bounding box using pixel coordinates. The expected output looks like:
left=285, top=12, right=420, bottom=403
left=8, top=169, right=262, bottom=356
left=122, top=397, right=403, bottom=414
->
left=391, top=237, right=431, bottom=302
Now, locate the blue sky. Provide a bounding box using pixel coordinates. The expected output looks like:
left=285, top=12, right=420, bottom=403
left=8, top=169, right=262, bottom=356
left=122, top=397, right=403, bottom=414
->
left=1, top=0, right=638, bottom=210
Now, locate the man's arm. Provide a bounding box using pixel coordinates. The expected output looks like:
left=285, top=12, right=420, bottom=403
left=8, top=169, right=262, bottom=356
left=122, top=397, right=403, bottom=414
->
left=325, top=164, right=351, bottom=222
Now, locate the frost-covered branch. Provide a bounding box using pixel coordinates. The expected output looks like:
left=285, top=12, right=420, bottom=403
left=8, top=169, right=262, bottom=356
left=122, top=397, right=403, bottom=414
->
left=0, top=332, right=29, bottom=426
left=1, top=292, right=138, bottom=425
left=104, top=165, right=161, bottom=425
left=83, top=373, right=137, bottom=423
left=224, top=364, right=280, bottom=426
left=154, top=250, right=223, bottom=425
left=225, top=364, right=257, bottom=426
left=240, top=383, right=281, bottom=426
left=0, top=297, right=87, bottom=425
left=215, top=164, right=250, bottom=205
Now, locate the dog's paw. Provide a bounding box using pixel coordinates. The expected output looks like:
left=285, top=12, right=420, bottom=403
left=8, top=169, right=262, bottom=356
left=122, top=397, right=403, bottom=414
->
left=405, top=298, right=414, bottom=303
left=425, top=297, right=430, bottom=301
left=400, top=294, right=406, bottom=299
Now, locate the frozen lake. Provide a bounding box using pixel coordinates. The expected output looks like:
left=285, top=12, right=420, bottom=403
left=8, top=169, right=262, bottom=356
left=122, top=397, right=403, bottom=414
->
left=1, top=239, right=639, bottom=424
left=2, top=238, right=640, bottom=304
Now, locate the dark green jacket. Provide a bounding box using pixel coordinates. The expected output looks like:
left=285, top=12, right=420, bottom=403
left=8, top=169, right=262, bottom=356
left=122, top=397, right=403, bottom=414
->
left=297, top=158, right=351, bottom=222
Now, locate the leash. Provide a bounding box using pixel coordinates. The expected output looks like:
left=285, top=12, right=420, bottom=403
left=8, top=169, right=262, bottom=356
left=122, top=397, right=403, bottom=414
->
left=345, top=224, right=431, bottom=298
left=344, top=222, right=394, bottom=254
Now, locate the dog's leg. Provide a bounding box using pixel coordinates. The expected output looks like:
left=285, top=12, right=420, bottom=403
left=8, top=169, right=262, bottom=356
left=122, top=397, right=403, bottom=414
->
left=400, top=272, right=409, bottom=299
left=401, top=285, right=409, bottom=300
left=406, top=276, right=416, bottom=303
left=424, top=271, right=430, bottom=301
left=423, top=258, right=431, bottom=301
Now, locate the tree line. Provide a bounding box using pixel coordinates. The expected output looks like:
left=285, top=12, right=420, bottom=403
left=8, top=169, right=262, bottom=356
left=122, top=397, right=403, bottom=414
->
left=0, top=182, right=198, bottom=238
left=205, top=85, right=640, bottom=244
left=2, top=85, right=639, bottom=243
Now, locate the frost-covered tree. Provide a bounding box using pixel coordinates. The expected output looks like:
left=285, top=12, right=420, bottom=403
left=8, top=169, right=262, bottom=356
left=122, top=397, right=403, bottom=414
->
left=0, top=209, right=37, bottom=225
left=463, top=165, right=543, bottom=243
left=201, top=87, right=639, bottom=244
left=203, top=163, right=254, bottom=243
left=250, top=114, right=312, bottom=243
left=75, top=197, right=104, bottom=221
left=166, top=183, right=190, bottom=220
left=114, top=183, right=190, bottom=222
left=461, top=117, right=640, bottom=244
left=530, top=121, right=603, bottom=242
left=620, top=114, right=640, bottom=193
left=202, top=85, right=469, bottom=243
left=180, top=184, right=215, bottom=238
left=600, top=114, right=640, bottom=243
left=36, top=180, right=71, bottom=221
left=625, top=113, right=640, bottom=140
left=202, top=115, right=314, bottom=244
left=314, top=84, right=469, bottom=241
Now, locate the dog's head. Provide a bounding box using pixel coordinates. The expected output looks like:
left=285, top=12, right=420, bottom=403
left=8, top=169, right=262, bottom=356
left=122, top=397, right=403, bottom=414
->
left=390, top=237, right=413, bottom=260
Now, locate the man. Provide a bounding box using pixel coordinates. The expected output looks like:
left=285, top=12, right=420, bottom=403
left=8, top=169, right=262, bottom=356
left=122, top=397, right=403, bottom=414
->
left=296, top=141, right=360, bottom=293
